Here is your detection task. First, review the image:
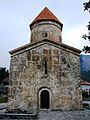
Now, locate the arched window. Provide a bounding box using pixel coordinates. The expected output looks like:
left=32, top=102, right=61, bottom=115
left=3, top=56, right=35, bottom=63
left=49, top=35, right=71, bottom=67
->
left=40, top=90, right=49, bottom=109
left=42, top=32, right=48, bottom=37
left=45, top=32, right=47, bottom=37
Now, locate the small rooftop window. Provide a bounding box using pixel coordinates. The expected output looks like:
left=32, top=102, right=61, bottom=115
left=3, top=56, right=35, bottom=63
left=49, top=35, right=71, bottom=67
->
left=42, top=32, right=48, bottom=38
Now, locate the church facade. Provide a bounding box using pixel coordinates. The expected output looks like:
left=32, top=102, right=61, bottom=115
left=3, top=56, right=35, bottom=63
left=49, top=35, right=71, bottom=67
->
left=8, top=7, right=82, bottom=112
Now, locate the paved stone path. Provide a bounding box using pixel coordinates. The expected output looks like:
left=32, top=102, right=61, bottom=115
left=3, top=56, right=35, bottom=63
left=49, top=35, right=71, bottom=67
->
left=37, top=109, right=90, bottom=120
left=0, top=109, right=90, bottom=119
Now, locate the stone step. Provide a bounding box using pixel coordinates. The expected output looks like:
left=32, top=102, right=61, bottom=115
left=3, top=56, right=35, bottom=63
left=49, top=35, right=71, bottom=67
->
left=0, top=113, right=36, bottom=119
left=0, top=109, right=90, bottom=120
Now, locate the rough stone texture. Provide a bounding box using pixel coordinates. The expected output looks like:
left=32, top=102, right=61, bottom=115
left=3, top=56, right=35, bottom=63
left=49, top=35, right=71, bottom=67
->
left=30, top=21, right=62, bottom=43
left=0, top=109, right=90, bottom=119
left=8, top=43, right=82, bottom=112
left=37, top=109, right=90, bottom=120
left=8, top=13, right=82, bottom=113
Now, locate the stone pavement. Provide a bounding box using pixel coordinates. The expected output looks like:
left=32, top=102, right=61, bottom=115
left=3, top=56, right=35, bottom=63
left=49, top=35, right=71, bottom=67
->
left=0, top=109, right=90, bottom=119
left=37, top=109, right=90, bottom=120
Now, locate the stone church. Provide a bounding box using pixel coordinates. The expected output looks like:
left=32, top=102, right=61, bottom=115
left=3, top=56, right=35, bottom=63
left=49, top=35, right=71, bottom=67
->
left=8, top=7, right=82, bottom=112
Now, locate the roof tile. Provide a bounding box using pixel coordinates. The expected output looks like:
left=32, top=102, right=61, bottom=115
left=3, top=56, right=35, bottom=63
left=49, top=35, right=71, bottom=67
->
left=30, top=7, right=63, bottom=28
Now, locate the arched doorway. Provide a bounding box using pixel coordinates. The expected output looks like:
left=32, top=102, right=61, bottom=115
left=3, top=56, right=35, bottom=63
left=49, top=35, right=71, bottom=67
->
left=40, top=90, right=49, bottom=109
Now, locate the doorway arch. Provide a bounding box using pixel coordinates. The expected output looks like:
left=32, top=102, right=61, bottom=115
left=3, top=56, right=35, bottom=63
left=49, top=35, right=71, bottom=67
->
left=40, top=90, right=49, bottom=109
left=39, top=88, right=51, bottom=109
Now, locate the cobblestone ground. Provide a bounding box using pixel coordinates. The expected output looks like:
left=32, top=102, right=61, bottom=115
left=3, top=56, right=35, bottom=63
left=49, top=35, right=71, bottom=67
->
left=0, top=109, right=90, bottom=119
left=37, top=109, right=90, bottom=120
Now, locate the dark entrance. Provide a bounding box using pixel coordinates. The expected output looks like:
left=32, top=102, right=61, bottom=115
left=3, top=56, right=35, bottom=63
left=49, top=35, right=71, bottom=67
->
left=40, top=90, right=49, bottom=109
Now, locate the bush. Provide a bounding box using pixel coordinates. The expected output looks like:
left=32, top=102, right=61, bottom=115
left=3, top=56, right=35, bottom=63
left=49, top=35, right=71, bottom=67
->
left=0, top=96, right=8, bottom=103
left=83, top=103, right=89, bottom=108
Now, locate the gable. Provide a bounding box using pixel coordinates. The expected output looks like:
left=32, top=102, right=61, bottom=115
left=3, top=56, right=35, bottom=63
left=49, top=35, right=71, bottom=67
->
left=9, top=39, right=81, bottom=57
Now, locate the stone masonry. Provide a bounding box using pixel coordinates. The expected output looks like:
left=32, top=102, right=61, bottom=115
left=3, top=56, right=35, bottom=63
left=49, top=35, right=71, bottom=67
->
left=8, top=7, right=83, bottom=113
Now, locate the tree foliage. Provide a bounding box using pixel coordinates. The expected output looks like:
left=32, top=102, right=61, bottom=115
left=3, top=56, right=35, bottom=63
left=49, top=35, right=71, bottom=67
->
left=83, top=0, right=90, bottom=11
left=82, top=46, right=90, bottom=53
left=83, top=0, right=90, bottom=53
left=0, top=68, right=9, bottom=81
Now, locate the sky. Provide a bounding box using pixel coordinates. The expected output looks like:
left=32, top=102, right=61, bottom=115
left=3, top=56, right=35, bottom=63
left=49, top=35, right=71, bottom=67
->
left=0, top=0, right=90, bottom=69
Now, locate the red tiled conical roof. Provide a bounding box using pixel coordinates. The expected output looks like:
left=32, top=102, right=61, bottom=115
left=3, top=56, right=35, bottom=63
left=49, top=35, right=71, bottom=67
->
left=30, top=7, right=63, bottom=29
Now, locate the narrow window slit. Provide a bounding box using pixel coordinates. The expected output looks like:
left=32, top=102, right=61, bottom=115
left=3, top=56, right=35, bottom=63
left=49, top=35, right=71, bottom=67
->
left=45, top=61, right=47, bottom=74
left=45, top=33, right=47, bottom=37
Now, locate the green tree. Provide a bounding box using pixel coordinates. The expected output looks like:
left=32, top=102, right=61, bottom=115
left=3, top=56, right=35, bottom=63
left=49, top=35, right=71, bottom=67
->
left=0, top=68, right=9, bottom=81
left=82, top=0, right=90, bottom=53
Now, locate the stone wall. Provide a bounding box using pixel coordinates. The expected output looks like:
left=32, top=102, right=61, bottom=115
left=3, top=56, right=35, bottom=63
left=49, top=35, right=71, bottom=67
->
left=30, top=21, right=62, bottom=43
left=8, top=43, right=82, bottom=112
